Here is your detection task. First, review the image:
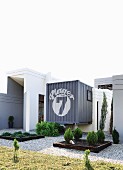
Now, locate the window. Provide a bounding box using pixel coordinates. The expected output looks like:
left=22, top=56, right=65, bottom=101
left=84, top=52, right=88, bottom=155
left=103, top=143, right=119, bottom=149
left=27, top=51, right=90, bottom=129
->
left=87, top=90, right=92, bottom=101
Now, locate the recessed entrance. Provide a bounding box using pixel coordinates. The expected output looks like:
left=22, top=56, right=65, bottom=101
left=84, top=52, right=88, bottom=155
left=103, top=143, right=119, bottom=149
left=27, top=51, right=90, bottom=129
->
left=38, top=95, right=44, bottom=122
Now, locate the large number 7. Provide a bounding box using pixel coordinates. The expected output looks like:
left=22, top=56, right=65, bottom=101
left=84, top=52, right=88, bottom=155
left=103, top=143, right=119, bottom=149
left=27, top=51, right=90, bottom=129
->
left=52, top=96, right=71, bottom=116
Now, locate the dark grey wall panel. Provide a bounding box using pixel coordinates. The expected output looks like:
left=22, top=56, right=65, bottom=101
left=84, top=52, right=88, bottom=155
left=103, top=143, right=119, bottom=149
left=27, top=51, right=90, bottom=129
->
left=46, top=80, right=92, bottom=124
left=7, top=77, right=23, bottom=97
left=0, top=78, right=23, bottom=130
left=0, top=94, right=23, bottom=129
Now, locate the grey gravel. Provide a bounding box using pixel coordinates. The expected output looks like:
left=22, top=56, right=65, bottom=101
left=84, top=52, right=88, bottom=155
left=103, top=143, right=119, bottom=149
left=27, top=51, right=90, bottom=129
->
left=0, top=129, right=123, bottom=165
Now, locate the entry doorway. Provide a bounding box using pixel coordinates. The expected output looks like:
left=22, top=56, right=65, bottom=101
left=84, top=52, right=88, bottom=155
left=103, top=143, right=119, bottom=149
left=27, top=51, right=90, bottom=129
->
left=38, top=94, right=44, bottom=122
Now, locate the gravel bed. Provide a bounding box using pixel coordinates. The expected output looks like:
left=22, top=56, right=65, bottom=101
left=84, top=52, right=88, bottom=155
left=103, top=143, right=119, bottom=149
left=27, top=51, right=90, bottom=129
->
left=0, top=129, right=123, bottom=165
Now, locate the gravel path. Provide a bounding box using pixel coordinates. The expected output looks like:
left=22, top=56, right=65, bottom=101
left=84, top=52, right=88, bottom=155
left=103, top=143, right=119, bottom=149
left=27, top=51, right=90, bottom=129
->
left=0, top=129, right=123, bottom=165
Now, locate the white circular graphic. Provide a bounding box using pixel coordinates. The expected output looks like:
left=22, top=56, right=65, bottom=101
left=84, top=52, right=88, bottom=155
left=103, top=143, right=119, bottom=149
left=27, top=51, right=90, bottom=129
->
left=49, top=88, right=74, bottom=117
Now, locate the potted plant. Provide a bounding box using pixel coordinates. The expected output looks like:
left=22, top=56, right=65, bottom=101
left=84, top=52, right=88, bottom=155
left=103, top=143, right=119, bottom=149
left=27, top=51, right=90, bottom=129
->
left=8, top=116, right=14, bottom=128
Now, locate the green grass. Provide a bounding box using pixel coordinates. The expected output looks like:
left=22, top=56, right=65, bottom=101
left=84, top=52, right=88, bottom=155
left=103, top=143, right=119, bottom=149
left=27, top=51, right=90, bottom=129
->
left=0, top=146, right=123, bottom=170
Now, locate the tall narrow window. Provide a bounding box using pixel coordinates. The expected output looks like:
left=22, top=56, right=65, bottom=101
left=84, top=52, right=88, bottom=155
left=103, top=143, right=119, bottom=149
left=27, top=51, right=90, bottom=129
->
left=38, top=94, right=44, bottom=122
left=87, top=90, right=92, bottom=102
left=97, top=101, right=99, bottom=130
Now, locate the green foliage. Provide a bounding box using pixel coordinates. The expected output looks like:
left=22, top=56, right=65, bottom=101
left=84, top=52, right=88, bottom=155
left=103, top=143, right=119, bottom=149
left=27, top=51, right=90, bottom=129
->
left=54, top=123, right=65, bottom=134
left=36, top=121, right=60, bottom=136
left=8, top=116, right=14, bottom=122
left=73, top=128, right=82, bottom=140
left=87, top=131, right=98, bottom=145
left=14, top=131, right=22, bottom=135
left=30, top=133, right=37, bottom=136
left=13, top=139, right=19, bottom=149
left=1, top=131, right=38, bottom=138
left=109, top=98, right=113, bottom=134
left=13, top=139, right=19, bottom=162
left=97, top=130, right=105, bottom=143
left=53, top=122, right=60, bottom=129
left=23, top=132, right=30, bottom=136
left=59, top=125, right=65, bottom=134
left=64, top=128, right=73, bottom=143
left=11, top=131, right=23, bottom=137
left=112, top=128, right=119, bottom=144
left=84, top=149, right=93, bottom=170
left=100, top=92, right=108, bottom=130
left=1, top=132, right=12, bottom=136
left=14, top=134, right=26, bottom=138
left=36, top=122, right=42, bottom=135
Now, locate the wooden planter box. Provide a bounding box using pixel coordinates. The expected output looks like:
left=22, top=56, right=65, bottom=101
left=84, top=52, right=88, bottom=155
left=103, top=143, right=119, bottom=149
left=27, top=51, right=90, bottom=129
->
left=53, top=139, right=112, bottom=153
left=0, top=135, right=45, bottom=142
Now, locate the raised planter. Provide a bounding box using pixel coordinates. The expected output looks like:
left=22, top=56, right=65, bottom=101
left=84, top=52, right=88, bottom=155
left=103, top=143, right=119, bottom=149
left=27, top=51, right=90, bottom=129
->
left=0, top=135, right=45, bottom=142
left=53, top=139, right=112, bottom=153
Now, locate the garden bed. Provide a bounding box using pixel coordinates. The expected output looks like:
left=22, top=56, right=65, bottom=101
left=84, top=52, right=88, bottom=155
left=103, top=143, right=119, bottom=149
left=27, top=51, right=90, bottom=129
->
left=53, top=139, right=112, bottom=153
left=0, top=131, right=44, bottom=142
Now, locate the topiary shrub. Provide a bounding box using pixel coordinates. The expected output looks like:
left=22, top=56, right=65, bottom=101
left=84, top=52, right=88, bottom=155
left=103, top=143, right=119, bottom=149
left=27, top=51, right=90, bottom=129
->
left=97, top=130, right=105, bottom=143
left=87, top=131, right=98, bottom=145
left=8, top=115, right=14, bottom=128
left=64, top=128, right=73, bottom=143
left=112, top=128, right=119, bottom=144
left=73, top=128, right=82, bottom=140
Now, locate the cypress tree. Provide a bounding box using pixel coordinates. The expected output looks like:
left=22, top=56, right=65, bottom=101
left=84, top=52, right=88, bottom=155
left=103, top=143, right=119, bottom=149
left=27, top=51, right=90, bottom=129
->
left=100, top=92, right=108, bottom=130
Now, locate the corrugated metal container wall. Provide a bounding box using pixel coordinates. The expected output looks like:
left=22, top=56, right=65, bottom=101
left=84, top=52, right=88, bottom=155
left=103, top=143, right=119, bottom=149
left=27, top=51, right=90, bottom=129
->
left=77, top=81, right=92, bottom=123
left=46, top=80, right=92, bottom=124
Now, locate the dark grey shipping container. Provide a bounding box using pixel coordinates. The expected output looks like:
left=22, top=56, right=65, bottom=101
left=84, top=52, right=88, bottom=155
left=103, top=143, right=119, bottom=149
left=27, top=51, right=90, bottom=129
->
left=46, top=80, right=92, bottom=124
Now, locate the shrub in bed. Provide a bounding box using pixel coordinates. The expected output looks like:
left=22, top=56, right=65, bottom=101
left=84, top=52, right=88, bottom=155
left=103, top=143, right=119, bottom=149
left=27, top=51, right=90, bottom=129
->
left=29, top=133, right=37, bottom=136
left=11, top=131, right=23, bottom=137
left=64, top=128, right=73, bottom=143
left=73, top=128, right=82, bottom=140
left=97, top=130, right=105, bottom=143
left=112, top=128, right=119, bottom=144
left=23, top=132, right=30, bottom=136
left=1, top=132, right=12, bottom=136
left=87, top=131, right=98, bottom=145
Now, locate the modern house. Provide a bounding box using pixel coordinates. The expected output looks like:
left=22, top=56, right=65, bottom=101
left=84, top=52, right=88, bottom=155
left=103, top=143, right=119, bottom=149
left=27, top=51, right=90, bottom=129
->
left=0, top=68, right=112, bottom=137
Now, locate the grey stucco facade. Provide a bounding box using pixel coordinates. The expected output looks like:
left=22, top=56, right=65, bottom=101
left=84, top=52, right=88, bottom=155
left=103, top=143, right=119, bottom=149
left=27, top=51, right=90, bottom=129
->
left=0, top=78, right=23, bottom=129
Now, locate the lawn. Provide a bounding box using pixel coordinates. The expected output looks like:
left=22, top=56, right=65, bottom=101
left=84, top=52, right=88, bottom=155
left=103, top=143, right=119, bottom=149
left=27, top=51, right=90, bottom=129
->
left=0, top=146, right=123, bottom=170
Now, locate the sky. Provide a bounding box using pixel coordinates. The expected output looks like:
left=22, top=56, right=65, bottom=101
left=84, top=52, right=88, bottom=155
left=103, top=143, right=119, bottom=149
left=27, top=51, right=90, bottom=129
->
left=0, top=0, right=123, bottom=87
